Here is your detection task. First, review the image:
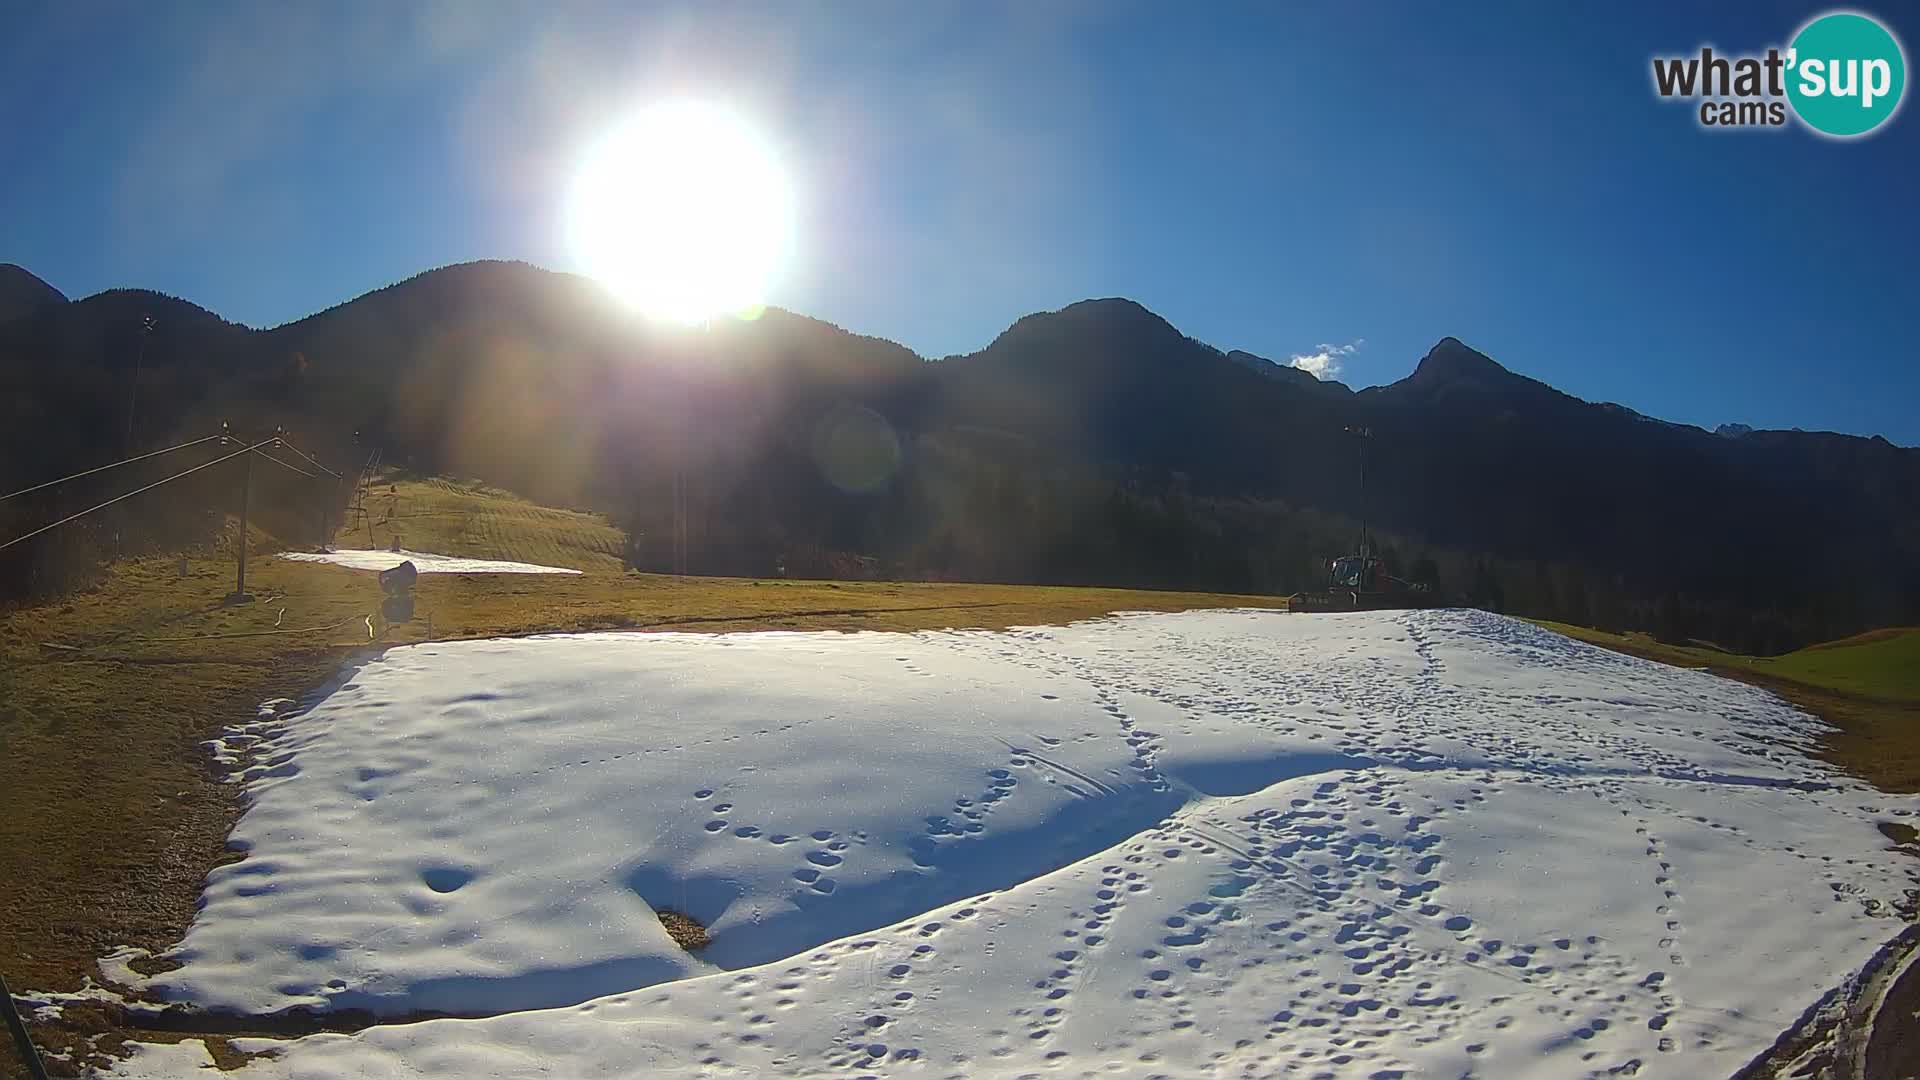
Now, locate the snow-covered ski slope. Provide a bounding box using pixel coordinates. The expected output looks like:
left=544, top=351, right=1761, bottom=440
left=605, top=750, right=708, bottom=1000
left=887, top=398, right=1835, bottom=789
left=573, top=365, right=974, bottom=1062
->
left=277, top=548, right=582, bottom=574
left=117, top=609, right=1918, bottom=1078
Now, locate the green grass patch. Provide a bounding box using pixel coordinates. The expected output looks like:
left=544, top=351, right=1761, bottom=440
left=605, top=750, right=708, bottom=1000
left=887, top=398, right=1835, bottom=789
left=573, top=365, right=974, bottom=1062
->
left=1759, top=628, right=1920, bottom=703
left=1531, top=621, right=1920, bottom=703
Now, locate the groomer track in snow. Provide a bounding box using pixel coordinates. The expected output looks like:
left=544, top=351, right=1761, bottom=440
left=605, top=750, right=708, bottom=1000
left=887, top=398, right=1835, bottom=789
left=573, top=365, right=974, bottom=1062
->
left=110, top=609, right=1919, bottom=1078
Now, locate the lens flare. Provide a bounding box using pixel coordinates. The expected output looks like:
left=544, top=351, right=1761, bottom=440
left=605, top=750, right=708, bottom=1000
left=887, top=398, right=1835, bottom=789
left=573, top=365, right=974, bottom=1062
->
left=567, top=101, right=792, bottom=323
left=812, top=404, right=902, bottom=494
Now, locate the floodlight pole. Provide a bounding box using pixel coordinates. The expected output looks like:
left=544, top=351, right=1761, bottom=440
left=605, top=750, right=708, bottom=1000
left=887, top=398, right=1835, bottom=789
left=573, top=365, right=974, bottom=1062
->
left=233, top=440, right=254, bottom=602
left=124, top=314, right=154, bottom=455
left=1345, top=425, right=1372, bottom=559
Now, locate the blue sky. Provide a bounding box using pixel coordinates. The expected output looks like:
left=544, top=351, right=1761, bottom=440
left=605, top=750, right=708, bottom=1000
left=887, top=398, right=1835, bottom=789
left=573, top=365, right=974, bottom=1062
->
left=3, top=1, right=1916, bottom=442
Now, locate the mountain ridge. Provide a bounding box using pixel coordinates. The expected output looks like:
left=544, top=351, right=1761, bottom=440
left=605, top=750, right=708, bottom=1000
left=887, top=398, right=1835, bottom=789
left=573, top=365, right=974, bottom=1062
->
left=2, top=257, right=1914, bottom=656
left=3, top=257, right=1901, bottom=449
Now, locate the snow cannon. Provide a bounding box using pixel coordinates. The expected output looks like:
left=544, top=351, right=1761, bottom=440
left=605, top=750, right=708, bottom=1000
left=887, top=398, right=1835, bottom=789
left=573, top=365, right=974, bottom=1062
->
left=1290, top=555, right=1443, bottom=613
left=379, top=559, right=418, bottom=624
left=378, top=560, right=418, bottom=596
left=1290, top=426, right=1445, bottom=612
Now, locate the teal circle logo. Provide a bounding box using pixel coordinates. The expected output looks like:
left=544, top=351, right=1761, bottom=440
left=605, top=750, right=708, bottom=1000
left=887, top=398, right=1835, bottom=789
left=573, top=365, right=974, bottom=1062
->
left=1787, top=11, right=1906, bottom=137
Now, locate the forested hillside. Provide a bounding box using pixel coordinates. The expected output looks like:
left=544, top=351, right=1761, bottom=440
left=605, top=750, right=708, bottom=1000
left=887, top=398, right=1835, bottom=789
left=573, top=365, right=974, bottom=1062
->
left=2, top=260, right=1913, bottom=654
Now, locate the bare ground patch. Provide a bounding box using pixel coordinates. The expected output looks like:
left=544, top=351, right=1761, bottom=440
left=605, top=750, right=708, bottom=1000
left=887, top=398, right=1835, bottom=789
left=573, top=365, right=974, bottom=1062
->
left=656, top=911, right=712, bottom=953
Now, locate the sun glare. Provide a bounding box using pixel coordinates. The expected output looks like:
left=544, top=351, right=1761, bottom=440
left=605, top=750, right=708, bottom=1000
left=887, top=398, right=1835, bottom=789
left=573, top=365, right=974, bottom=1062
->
left=566, top=101, right=792, bottom=324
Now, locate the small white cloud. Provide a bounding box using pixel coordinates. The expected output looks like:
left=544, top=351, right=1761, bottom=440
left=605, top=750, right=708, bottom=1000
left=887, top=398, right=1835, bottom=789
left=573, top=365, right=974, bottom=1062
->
left=1288, top=339, right=1362, bottom=380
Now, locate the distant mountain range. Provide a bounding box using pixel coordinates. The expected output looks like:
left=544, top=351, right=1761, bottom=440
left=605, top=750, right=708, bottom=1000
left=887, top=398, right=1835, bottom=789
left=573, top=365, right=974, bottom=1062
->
left=2, top=260, right=1914, bottom=651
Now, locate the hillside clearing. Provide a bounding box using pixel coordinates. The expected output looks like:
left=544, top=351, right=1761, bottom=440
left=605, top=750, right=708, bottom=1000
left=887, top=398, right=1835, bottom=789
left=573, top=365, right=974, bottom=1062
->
left=337, top=475, right=627, bottom=572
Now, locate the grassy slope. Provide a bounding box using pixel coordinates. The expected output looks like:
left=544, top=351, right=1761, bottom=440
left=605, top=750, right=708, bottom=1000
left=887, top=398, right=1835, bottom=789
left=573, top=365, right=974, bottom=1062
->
left=335, top=475, right=627, bottom=572
left=1532, top=620, right=1920, bottom=793
left=1, top=477, right=1277, bottom=1075
left=1763, top=628, right=1920, bottom=703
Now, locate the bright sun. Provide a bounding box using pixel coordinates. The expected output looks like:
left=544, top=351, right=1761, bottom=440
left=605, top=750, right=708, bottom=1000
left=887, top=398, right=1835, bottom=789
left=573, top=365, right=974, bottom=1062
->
left=567, top=102, right=792, bottom=324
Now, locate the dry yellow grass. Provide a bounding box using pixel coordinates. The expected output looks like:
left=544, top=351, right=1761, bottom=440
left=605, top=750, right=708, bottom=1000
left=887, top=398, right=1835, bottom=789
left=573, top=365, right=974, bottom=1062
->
left=0, top=477, right=1278, bottom=1075
left=336, top=474, right=626, bottom=572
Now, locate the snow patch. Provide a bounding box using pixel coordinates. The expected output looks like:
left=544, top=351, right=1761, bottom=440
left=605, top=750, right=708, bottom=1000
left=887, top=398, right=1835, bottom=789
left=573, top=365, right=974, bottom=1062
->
left=117, top=609, right=1920, bottom=1078
left=109, top=1039, right=219, bottom=1078
left=277, top=548, right=581, bottom=574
